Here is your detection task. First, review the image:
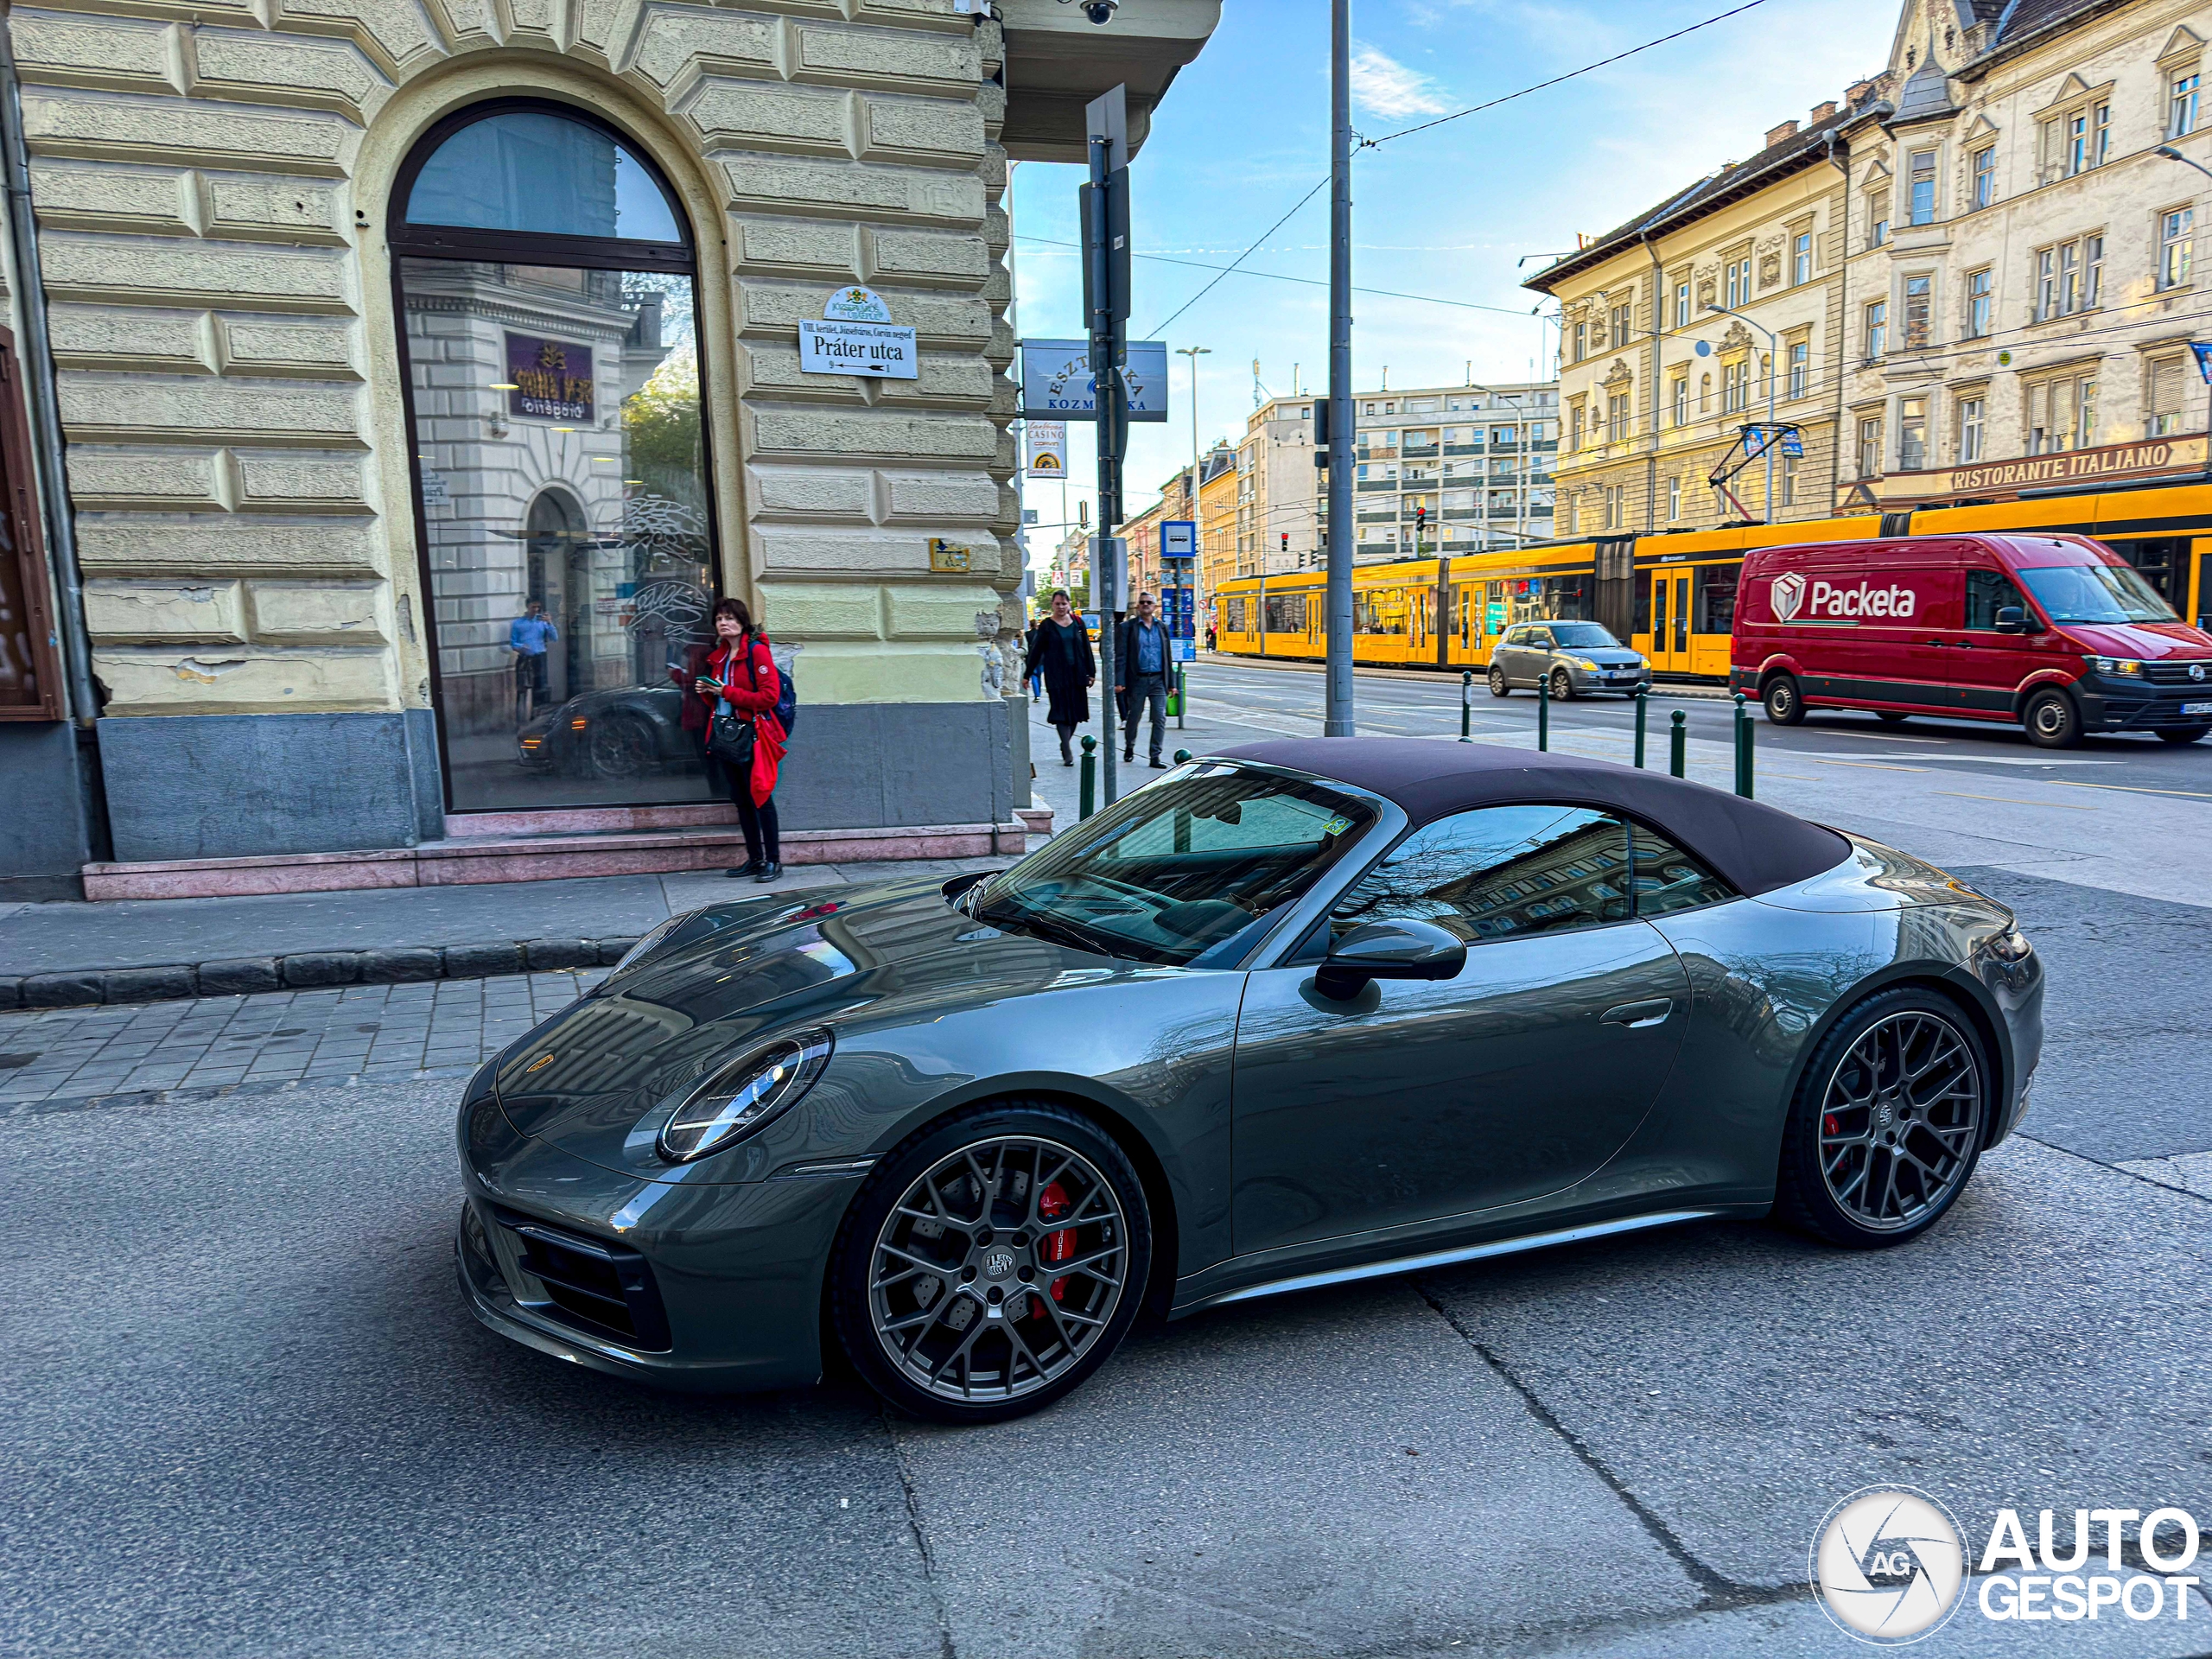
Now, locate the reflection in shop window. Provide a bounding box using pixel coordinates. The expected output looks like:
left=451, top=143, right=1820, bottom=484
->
left=393, top=106, right=716, bottom=813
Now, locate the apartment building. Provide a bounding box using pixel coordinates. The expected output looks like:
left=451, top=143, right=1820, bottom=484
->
left=1834, top=0, right=2212, bottom=554
left=1229, top=380, right=1557, bottom=582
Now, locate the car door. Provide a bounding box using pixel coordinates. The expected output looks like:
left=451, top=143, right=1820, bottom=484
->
left=1953, top=556, right=2040, bottom=715
left=1493, top=624, right=1528, bottom=682
left=1230, top=804, right=1694, bottom=1256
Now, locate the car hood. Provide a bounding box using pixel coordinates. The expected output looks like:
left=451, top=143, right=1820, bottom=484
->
left=1569, top=649, right=1644, bottom=665
left=491, top=876, right=1096, bottom=1182
left=2058, top=620, right=2212, bottom=659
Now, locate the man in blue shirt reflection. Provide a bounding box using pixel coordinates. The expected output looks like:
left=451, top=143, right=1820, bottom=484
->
left=511, top=601, right=558, bottom=719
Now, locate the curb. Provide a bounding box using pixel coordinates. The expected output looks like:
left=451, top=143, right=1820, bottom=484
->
left=1196, top=654, right=1736, bottom=699
left=0, top=936, right=642, bottom=1014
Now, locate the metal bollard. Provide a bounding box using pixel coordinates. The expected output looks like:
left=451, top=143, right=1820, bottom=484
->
left=1536, top=671, right=1550, bottom=753
left=1079, top=734, right=1096, bottom=820
left=1633, top=692, right=1648, bottom=769
left=1176, top=664, right=1187, bottom=731
left=1732, top=691, right=1754, bottom=798
left=1173, top=748, right=1191, bottom=764
left=1459, top=669, right=1473, bottom=742
left=1669, top=709, right=1687, bottom=779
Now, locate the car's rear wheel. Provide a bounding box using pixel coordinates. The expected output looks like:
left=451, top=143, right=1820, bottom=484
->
left=1549, top=667, right=1575, bottom=702
left=1488, top=664, right=1510, bottom=697
left=2023, top=687, right=2082, bottom=748
left=1763, top=673, right=1806, bottom=725
left=1774, top=988, right=1989, bottom=1249
left=2156, top=724, right=2209, bottom=744
left=830, top=1103, right=1151, bottom=1423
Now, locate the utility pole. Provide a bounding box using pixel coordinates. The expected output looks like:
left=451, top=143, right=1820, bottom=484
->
left=1324, top=0, right=1355, bottom=737
left=1084, top=88, right=1130, bottom=805
left=1178, top=343, right=1211, bottom=521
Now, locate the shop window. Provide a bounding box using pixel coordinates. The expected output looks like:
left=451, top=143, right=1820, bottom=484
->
left=391, top=104, right=714, bottom=812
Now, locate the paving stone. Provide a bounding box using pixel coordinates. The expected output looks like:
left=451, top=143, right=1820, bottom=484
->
left=0, top=978, right=20, bottom=1010
left=278, top=953, right=359, bottom=989
left=197, top=958, right=280, bottom=996
left=442, top=942, right=524, bottom=977
left=100, top=966, right=198, bottom=1005
left=21, top=974, right=105, bottom=1010
left=522, top=938, right=596, bottom=970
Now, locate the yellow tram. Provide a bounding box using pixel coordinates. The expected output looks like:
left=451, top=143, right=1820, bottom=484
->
left=1213, top=479, right=2212, bottom=679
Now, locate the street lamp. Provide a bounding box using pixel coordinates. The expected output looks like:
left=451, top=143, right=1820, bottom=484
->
left=1176, top=344, right=1211, bottom=636
left=1705, top=302, right=1781, bottom=524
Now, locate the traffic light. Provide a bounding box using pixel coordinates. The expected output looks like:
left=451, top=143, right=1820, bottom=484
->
left=1415, top=505, right=1427, bottom=531
left=1281, top=532, right=1289, bottom=556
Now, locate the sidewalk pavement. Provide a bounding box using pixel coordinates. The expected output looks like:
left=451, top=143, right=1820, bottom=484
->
left=0, top=855, right=1007, bottom=1010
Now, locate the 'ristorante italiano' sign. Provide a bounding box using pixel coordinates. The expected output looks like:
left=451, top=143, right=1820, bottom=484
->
left=1880, top=434, right=2209, bottom=502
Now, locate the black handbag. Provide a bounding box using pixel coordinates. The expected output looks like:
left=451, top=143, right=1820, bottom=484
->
left=709, top=709, right=754, bottom=769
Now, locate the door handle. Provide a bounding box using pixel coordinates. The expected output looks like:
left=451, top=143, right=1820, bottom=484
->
left=1600, top=997, right=1673, bottom=1029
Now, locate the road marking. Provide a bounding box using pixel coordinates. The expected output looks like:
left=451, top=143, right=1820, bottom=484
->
left=1813, top=758, right=1929, bottom=772
left=1808, top=728, right=1954, bottom=745
left=2050, top=779, right=2212, bottom=801
left=1797, top=752, right=2122, bottom=766
left=1937, top=791, right=2097, bottom=810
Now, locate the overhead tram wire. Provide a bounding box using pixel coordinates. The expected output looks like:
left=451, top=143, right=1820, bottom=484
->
left=1139, top=0, right=1782, bottom=336
left=1014, top=234, right=1533, bottom=318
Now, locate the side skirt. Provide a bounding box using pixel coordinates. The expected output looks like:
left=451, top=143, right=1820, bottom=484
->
left=1176, top=1207, right=1725, bottom=1316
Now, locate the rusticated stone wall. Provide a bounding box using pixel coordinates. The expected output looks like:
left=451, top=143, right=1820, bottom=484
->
left=8, top=0, right=1023, bottom=837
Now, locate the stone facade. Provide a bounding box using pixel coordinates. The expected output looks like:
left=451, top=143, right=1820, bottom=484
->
left=2, top=0, right=1217, bottom=881
left=1528, top=107, right=1853, bottom=534
left=1837, top=0, right=2212, bottom=506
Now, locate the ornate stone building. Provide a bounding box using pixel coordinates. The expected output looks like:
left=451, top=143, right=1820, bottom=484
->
left=1835, top=0, right=2212, bottom=550
left=0, top=0, right=1219, bottom=896
left=1526, top=104, right=1856, bottom=535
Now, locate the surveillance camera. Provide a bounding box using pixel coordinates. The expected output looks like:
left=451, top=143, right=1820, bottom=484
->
left=1083, top=0, right=1117, bottom=21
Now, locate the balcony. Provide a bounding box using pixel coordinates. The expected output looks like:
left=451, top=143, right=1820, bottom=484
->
left=1402, top=443, right=1440, bottom=459
left=1441, top=506, right=1479, bottom=520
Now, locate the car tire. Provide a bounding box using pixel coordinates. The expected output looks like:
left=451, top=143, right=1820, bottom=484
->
left=587, top=714, right=657, bottom=779
left=1762, top=673, right=1806, bottom=726
left=1487, top=664, right=1511, bottom=697
left=829, top=1100, right=1153, bottom=1424
left=1773, top=987, right=1991, bottom=1249
left=1548, top=667, right=1575, bottom=702
left=2155, top=725, right=2209, bottom=744
left=2022, top=687, right=2082, bottom=748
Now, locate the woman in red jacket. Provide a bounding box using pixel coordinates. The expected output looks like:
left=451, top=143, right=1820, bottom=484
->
left=694, top=596, right=785, bottom=882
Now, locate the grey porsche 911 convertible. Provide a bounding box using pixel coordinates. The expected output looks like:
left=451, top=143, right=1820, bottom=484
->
left=456, top=739, right=2043, bottom=1422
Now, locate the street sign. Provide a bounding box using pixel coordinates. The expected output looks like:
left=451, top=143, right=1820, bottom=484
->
left=1019, top=339, right=1169, bottom=421
left=799, top=287, right=917, bottom=379
left=1161, top=519, right=1196, bottom=557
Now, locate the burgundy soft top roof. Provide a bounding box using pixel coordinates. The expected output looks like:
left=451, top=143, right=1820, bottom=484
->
left=1212, top=737, right=1849, bottom=898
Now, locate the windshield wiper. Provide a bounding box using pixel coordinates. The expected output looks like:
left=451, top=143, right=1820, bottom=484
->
left=977, top=898, right=1115, bottom=958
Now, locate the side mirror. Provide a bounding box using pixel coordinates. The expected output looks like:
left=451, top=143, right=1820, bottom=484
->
left=1993, top=606, right=2025, bottom=634
left=1313, top=918, right=1466, bottom=1000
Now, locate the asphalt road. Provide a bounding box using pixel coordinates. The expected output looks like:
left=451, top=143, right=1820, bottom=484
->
left=3, top=664, right=2209, bottom=1658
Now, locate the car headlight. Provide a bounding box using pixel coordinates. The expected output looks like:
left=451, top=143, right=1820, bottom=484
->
left=609, top=912, right=691, bottom=977
left=657, top=1030, right=834, bottom=1163
left=2085, top=655, right=2143, bottom=677
left=1980, top=923, right=2033, bottom=963
left=1569, top=658, right=1599, bottom=671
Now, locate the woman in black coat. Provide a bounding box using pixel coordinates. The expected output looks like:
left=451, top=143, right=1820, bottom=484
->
left=1025, top=588, right=1096, bottom=766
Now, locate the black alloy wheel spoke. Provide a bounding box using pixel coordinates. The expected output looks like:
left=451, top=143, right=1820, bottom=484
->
left=1818, top=1011, right=1980, bottom=1233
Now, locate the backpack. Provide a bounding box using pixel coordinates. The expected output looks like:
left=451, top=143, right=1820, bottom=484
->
left=743, top=638, right=798, bottom=734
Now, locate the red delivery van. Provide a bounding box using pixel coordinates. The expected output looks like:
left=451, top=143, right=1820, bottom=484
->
left=1730, top=532, right=2212, bottom=748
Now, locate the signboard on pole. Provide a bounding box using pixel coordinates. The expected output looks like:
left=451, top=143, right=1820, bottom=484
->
left=1019, top=339, right=1170, bottom=421
left=2192, top=341, right=2212, bottom=384
left=1026, top=419, right=1067, bottom=475
left=1160, top=519, right=1196, bottom=557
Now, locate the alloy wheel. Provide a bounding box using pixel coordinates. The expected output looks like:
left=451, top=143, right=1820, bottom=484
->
left=1815, top=1011, right=1981, bottom=1233
left=867, top=1135, right=1128, bottom=1403
left=1488, top=665, right=1510, bottom=697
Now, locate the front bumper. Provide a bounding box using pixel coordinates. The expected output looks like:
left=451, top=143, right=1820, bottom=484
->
left=1566, top=664, right=1651, bottom=693
left=2075, top=682, right=2212, bottom=732
left=456, top=1084, right=867, bottom=1393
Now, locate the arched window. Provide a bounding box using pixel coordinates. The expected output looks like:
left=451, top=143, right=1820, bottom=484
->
left=391, top=104, right=715, bottom=812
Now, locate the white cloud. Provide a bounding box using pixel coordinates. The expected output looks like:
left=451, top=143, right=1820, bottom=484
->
left=1350, top=46, right=1452, bottom=120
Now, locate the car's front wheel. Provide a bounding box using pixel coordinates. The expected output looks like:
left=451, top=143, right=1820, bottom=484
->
left=2023, top=687, right=2082, bottom=748
left=1488, top=664, right=1510, bottom=697
left=830, top=1103, right=1152, bottom=1422
left=1774, top=988, right=1990, bottom=1249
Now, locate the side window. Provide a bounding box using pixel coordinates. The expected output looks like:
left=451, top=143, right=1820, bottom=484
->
left=1964, top=568, right=2028, bottom=629
left=1315, top=805, right=1635, bottom=951
left=1502, top=626, right=1528, bottom=646
left=1626, top=822, right=1732, bottom=914
left=1530, top=628, right=1555, bottom=648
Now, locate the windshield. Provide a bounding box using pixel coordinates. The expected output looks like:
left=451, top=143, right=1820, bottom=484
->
left=2015, top=563, right=2176, bottom=625
left=974, top=764, right=1377, bottom=966
left=1546, top=622, right=1620, bottom=649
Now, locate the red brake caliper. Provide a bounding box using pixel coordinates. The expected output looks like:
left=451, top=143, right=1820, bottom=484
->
left=1036, top=1181, right=1076, bottom=1317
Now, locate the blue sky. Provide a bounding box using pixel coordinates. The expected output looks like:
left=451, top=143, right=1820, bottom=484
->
left=1010, top=0, right=1895, bottom=553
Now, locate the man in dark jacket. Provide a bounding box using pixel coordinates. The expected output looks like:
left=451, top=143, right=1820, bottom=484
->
left=1115, top=592, right=1172, bottom=769
left=1024, top=589, right=1095, bottom=766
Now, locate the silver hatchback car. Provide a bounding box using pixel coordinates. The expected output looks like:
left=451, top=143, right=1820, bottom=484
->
left=1488, top=620, right=1650, bottom=699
